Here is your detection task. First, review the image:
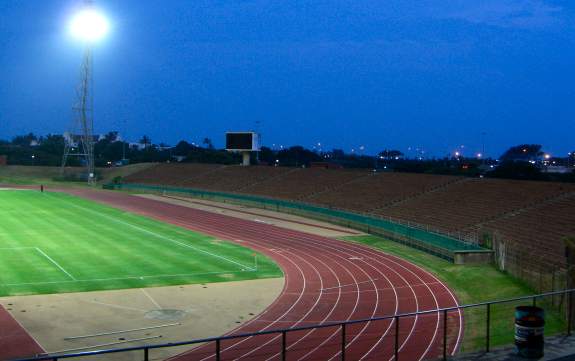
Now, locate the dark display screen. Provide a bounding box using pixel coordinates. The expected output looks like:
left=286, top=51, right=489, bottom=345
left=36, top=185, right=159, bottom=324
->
left=226, top=133, right=253, bottom=150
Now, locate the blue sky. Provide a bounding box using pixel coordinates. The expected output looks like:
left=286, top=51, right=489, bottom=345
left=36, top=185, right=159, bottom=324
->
left=0, top=0, right=573, bottom=157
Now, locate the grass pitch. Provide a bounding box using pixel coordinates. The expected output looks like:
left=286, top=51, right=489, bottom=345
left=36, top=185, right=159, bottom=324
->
left=0, top=190, right=282, bottom=296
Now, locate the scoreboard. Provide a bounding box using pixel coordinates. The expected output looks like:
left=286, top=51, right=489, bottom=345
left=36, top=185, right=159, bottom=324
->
left=225, top=132, right=260, bottom=152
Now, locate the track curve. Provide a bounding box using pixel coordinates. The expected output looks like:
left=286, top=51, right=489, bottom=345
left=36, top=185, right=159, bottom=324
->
left=69, top=189, right=462, bottom=361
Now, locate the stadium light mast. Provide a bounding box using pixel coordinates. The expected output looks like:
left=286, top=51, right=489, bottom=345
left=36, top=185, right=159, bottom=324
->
left=61, top=0, right=109, bottom=184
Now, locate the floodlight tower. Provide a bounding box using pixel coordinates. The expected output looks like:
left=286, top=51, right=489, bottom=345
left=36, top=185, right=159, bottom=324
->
left=61, top=0, right=109, bottom=184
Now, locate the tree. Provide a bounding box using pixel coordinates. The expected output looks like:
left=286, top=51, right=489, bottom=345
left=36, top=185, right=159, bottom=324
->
left=257, top=146, right=275, bottom=164
left=11, top=133, right=37, bottom=146
left=173, top=141, right=194, bottom=156
left=104, top=131, right=119, bottom=143
left=500, top=144, right=543, bottom=162
left=277, top=146, right=321, bottom=167
left=331, top=149, right=345, bottom=159
left=202, top=137, right=214, bottom=149
left=37, top=134, right=64, bottom=155
left=489, top=160, right=543, bottom=180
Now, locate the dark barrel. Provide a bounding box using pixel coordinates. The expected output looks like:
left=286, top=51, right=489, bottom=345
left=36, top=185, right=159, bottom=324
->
left=515, top=306, right=545, bottom=358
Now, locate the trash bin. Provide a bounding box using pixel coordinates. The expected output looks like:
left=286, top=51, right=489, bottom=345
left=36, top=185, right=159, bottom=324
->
left=515, top=305, right=545, bottom=358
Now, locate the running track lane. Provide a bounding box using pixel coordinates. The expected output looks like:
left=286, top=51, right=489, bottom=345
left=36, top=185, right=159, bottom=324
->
left=0, top=305, right=44, bottom=360
left=67, top=189, right=463, bottom=361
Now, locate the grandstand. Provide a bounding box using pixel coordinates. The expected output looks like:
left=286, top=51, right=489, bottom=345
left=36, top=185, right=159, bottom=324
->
left=123, top=163, right=575, bottom=287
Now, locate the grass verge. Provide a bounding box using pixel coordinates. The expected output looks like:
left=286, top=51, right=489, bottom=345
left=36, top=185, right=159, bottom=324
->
left=342, top=235, right=566, bottom=352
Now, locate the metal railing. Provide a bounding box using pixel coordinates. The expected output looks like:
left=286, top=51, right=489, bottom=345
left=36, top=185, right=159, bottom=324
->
left=14, top=289, right=575, bottom=361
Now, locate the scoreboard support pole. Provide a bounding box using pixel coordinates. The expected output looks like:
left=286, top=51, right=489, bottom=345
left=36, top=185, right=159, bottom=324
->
left=242, top=151, right=251, bottom=166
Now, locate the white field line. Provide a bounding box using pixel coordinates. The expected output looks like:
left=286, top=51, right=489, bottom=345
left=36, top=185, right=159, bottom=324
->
left=54, top=195, right=256, bottom=271
left=140, top=288, right=162, bottom=310
left=2, top=269, right=251, bottom=287
left=0, top=246, right=77, bottom=282
left=0, top=246, right=36, bottom=250
left=35, top=247, right=76, bottom=280
left=86, top=300, right=148, bottom=313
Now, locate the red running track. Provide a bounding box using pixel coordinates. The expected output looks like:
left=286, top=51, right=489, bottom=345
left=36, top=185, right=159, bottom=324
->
left=68, top=189, right=463, bottom=361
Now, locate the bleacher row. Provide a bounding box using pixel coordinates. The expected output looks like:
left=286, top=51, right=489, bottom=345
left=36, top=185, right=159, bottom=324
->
left=124, top=163, right=575, bottom=268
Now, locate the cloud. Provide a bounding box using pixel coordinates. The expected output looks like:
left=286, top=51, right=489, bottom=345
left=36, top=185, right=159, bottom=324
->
left=432, top=0, right=563, bottom=28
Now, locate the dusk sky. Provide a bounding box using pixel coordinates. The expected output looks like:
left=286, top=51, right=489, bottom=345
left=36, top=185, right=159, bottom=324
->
left=0, top=0, right=574, bottom=158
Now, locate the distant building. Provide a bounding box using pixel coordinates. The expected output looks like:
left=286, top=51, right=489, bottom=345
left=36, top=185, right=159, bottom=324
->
left=542, top=166, right=572, bottom=174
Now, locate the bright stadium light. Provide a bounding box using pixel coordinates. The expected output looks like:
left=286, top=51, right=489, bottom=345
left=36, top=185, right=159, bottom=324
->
left=69, top=8, right=110, bottom=42
left=62, top=1, right=111, bottom=183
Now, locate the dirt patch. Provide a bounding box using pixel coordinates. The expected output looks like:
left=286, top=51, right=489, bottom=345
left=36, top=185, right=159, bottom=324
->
left=0, top=278, right=283, bottom=361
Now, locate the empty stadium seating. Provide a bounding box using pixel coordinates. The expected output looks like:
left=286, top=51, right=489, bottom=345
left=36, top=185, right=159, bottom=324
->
left=371, top=178, right=574, bottom=233
left=123, top=163, right=575, bottom=272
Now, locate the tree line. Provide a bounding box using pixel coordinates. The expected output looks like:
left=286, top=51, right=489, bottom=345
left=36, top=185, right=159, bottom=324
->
left=1, top=133, right=574, bottom=182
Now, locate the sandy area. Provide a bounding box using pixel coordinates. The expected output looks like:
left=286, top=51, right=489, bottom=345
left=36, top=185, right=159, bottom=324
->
left=1, top=278, right=283, bottom=361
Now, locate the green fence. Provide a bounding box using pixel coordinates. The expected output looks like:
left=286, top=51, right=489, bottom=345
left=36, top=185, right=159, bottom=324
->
left=105, top=183, right=485, bottom=260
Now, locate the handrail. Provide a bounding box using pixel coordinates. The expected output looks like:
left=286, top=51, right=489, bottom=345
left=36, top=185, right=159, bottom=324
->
left=14, top=288, right=575, bottom=361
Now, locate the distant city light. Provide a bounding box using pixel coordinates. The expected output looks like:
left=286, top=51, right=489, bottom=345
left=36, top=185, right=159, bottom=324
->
left=476, top=153, right=482, bottom=158
left=544, top=154, right=551, bottom=160
left=455, top=151, right=460, bottom=157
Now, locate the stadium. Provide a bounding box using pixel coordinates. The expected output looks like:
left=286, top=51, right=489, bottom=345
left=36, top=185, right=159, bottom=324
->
left=2, top=0, right=575, bottom=360
left=0, top=157, right=574, bottom=360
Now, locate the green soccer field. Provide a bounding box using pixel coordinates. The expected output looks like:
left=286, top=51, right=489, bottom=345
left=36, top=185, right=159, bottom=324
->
left=0, top=190, right=282, bottom=296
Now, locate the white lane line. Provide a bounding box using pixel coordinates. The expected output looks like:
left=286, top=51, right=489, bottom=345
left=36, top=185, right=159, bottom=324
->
left=2, top=270, right=247, bottom=287
left=265, top=246, right=345, bottom=361
left=52, top=194, right=256, bottom=271
left=140, top=288, right=162, bottom=310
left=321, top=278, right=378, bottom=291
left=35, top=247, right=76, bottom=280
left=180, top=220, right=374, bottom=361
left=196, top=249, right=310, bottom=361
left=323, top=281, right=444, bottom=295
left=83, top=193, right=461, bottom=360
left=237, top=221, right=443, bottom=361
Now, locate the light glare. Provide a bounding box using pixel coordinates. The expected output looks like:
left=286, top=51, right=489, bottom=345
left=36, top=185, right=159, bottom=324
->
left=70, top=9, right=109, bottom=42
